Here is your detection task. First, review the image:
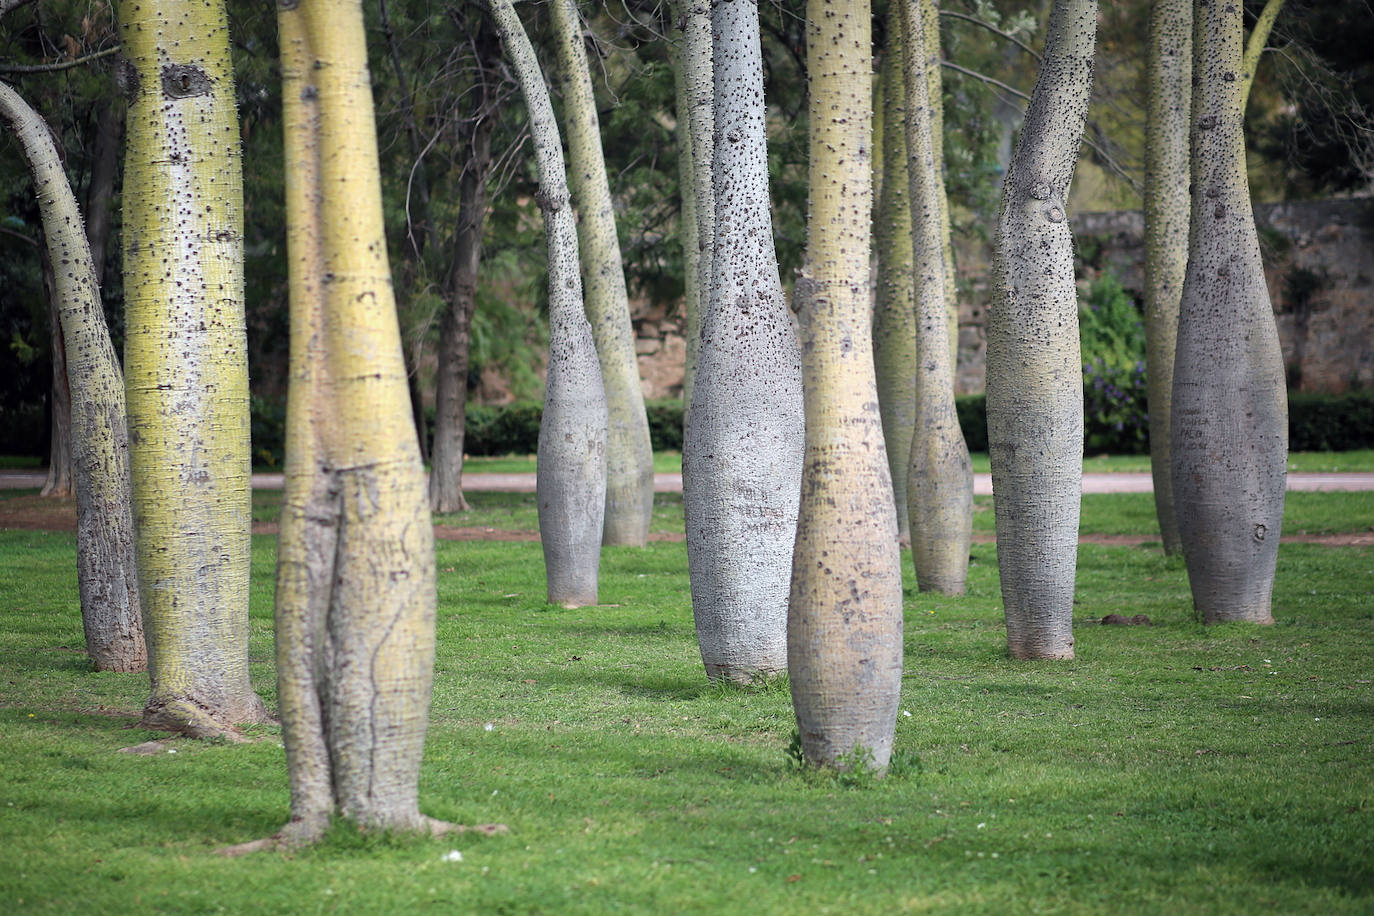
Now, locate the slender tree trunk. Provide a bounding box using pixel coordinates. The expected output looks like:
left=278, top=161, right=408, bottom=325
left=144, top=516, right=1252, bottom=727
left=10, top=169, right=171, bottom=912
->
left=490, top=0, right=608, bottom=608
left=84, top=100, right=122, bottom=291
left=0, top=81, right=144, bottom=672
left=551, top=0, right=654, bottom=547
left=267, top=0, right=447, bottom=845
left=985, top=0, right=1096, bottom=660
left=118, top=0, right=267, bottom=733
left=922, top=0, right=959, bottom=365
left=674, top=0, right=714, bottom=428
left=1170, top=0, right=1286, bottom=625
left=1143, top=0, right=1190, bottom=556
left=873, top=22, right=917, bottom=546
left=430, top=20, right=499, bottom=515
left=789, top=0, right=902, bottom=771
left=1239, top=0, right=1283, bottom=114
left=683, top=0, right=803, bottom=684
left=41, top=253, right=74, bottom=498
left=901, top=0, right=972, bottom=595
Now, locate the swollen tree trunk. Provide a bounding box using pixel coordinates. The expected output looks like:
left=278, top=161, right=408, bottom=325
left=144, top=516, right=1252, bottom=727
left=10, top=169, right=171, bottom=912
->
left=430, top=19, right=499, bottom=515
left=118, top=0, right=267, bottom=732
left=872, top=21, right=918, bottom=546
left=1170, top=0, right=1286, bottom=625
left=266, top=0, right=447, bottom=847
left=985, top=0, right=1096, bottom=660
left=1143, top=0, right=1190, bottom=556
left=674, top=0, right=714, bottom=426
left=683, top=0, right=803, bottom=684
left=901, top=0, right=972, bottom=595
left=491, top=0, right=607, bottom=608
left=550, top=0, right=654, bottom=547
left=789, top=0, right=902, bottom=771
left=0, top=81, right=144, bottom=672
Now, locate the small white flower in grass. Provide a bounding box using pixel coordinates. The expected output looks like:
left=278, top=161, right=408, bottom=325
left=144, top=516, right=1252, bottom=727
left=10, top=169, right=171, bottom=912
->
left=442, top=850, right=463, bottom=863
left=167, top=748, right=177, bottom=755
left=902, top=710, right=912, bottom=718
left=991, top=853, right=999, bottom=859
left=484, top=723, right=494, bottom=732
left=976, top=823, right=986, bottom=829
left=748, top=867, right=756, bottom=874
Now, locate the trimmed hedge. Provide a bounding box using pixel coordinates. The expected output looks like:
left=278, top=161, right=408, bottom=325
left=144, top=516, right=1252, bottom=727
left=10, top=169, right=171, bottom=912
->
left=247, top=389, right=1374, bottom=465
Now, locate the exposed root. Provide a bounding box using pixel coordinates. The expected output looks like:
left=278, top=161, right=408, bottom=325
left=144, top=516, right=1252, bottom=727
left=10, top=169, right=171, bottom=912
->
left=424, top=817, right=509, bottom=837
left=139, top=696, right=265, bottom=740
left=215, top=813, right=331, bottom=857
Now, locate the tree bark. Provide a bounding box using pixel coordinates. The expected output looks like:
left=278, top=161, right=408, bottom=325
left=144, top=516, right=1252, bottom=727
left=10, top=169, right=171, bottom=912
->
left=1143, top=0, right=1190, bottom=556
left=430, top=19, right=499, bottom=515
left=550, top=0, right=654, bottom=547
left=118, top=0, right=267, bottom=733
left=270, top=0, right=445, bottom=844
left=0, top=80, right=144, bottom=672
left=788, top=0, right=902, bottom=771
left=490, top=0, right=608, bottom=608
left=901, top=0, right=973, bottom=595
left=873, top=21, right=918, bottom=546
left=683, top=0, right=803, bottom=684
left=985, top=0, right=1096, bottom=660
left=1170, top=0, right=1286, bottom=625
left=674, top=0, right=714, bottom=429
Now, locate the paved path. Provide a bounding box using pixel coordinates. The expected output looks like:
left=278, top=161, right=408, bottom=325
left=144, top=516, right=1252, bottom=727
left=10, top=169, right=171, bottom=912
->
left=5, top=469, right=1374, bottom=494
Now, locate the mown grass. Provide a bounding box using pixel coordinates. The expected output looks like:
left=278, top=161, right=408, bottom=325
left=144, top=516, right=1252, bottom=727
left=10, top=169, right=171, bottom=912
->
left=0, top=496, right=1371, bottom=913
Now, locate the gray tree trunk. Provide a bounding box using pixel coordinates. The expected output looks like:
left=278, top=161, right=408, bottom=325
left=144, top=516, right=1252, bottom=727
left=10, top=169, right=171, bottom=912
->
left=1143, top=0, right=1190, bottom=556
left=551, top=0, right=654, bottom=547
left=683, top=0, right=803, bottom=684
left=1170, top=0, right=1286, bottom=625
left=491, top=0, right=608, bottom=608
left=674, top=0, right=714, bottom=429
left=873, top=22, right=917, bottom=546
left=901, top=0, right=973, bottom=595
left=0, top=80, right=145, bottom=673
left=985, top=0, right=1096, bottom=660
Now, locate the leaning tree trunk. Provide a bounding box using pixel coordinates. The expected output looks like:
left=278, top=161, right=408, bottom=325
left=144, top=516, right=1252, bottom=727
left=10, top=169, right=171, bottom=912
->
left=683, top=0, right=803, bottom=684
left=1143, top=0, right=1190, bottom=556
left=673, top=0, right=714, bottom=428
left=550, top=0, right=654, bottom=547
left=901, top=0, right=972, bottom=595
left=118, top=0, right=267, bottom=733
left=872, top=19, right=918, bottom=546
left=1239, top=0, right=1283, bottom=114
left=0, top=81, right=144, bottom=672
left=985, top=0, right=1096, bottom=660
left=430, top=17, right=499, bottom=515
left=491, top=0, right=607, bottom=608
left=1170, top=0, right=1286, bottom=625
left=789, top=0, right=902, bottom=772
left=264, top=0, right=449, bottom=847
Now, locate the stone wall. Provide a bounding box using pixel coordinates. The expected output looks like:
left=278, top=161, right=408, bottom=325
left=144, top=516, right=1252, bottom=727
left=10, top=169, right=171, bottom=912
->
left=627, top=197, right=1374, bottom=399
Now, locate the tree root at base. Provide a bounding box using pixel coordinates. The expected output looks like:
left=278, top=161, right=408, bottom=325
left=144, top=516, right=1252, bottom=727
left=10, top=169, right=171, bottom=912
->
left=214, top=815, right=509, bottom=857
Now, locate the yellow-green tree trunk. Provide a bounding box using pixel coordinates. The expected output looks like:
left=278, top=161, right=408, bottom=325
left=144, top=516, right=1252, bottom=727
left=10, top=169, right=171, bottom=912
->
left=269, top=0, right=445, bottom=844
left=1143, top=0, right=1191, bottom=556
left=873, top=22, right=918, bottom=546
left=985, top=0, right=1096, bottom=660
left=118, top=0, right=266, bottom=732
left=1170, top=0, right=1286, bottom=625
left=788, top=0, right=903, bottom=772
left=901, top=0, right=973, bottom=595
left=491, top=0, right=608, bottom=608
left=551, top=0, right=654, bottom=547
left=0, top=81, right=145, bottom=672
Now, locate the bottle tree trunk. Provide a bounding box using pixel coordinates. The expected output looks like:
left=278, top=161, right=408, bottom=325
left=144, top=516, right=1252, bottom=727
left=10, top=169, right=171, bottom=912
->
left=0, top=81, right=145, bottom=673
left=683, top=0, right=803, bottom=684
left=673, top=0, right=714, bottom=430
left=491, top=0, right=608, bottom=608
left=266, top=0, right=449, bottom=846
left=550, top=0, right=654, bottom=547
left=872, top=19, right=917, bottom=547
left=985, top=0, right=1096, bottom=660
left=430, top=17, right=499, bottom=515
left=1170, top=0, right=1286, bottom=625
left=117, top=0, right=267, bottom=733
left=789, top=0, right=902, bottom=771
left=1143, top=0, right=1190, bottom=556
left=901, top=0, right=973, bottom=595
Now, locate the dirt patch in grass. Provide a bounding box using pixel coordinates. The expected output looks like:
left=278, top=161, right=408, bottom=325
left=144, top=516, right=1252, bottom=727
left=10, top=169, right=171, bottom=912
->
left=3, top=492, right=1369, bottom=546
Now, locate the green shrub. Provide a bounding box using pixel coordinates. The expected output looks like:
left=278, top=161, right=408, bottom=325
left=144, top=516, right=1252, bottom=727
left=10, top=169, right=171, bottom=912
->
left=1289, top=389, right=1374, bottom=451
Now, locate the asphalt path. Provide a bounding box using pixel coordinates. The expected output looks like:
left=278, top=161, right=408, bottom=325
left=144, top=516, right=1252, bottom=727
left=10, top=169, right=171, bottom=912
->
left=4, top=469, right=1373, bottom=494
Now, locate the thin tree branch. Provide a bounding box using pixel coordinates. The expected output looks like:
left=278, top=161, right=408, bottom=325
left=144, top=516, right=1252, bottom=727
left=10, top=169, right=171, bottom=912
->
left=0, top=224, right=39, bottom=246
left=938, top=9, right=1041, bottom=62
left=0, top=0, right=37, bottom=23
left=0, top=46, right=121, bottom=75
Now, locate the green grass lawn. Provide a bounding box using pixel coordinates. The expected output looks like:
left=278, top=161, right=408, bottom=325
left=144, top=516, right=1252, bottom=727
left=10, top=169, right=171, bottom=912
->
left=1, top=498, right=1371, bottom=912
